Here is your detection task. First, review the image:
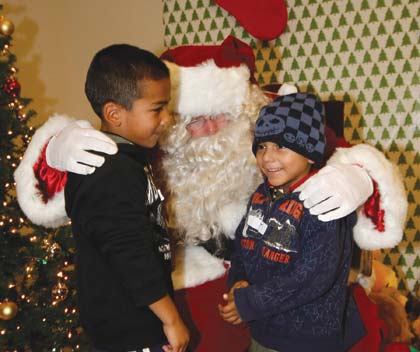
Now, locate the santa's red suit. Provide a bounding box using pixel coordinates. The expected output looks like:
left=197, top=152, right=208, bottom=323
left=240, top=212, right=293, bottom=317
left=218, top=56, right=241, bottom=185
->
left=14, top=36, right=407, bottom=352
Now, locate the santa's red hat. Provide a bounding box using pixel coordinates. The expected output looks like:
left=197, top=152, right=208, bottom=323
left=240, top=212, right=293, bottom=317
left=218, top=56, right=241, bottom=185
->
left=160, top=36, right=256, bottom=119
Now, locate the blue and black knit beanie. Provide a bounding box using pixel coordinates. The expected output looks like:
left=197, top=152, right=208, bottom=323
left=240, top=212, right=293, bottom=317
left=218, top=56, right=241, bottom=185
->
left=252, top=93, right=326, bottom=166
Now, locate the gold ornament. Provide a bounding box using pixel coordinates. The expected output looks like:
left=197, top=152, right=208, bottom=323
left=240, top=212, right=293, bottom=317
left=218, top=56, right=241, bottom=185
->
left=0, top=17, right=14, bottom=36
left=52, top=281, right=69, bottom=302
left=0, top=301, right=18, bottom=320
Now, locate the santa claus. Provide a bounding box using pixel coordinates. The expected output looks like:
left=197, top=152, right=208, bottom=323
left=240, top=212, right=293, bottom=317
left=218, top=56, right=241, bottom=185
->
left=14, top=36, right=406, bottom=351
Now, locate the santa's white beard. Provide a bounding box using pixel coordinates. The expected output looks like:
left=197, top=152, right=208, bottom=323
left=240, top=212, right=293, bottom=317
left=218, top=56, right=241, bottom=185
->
left=161, top=116, right=263, bottom=245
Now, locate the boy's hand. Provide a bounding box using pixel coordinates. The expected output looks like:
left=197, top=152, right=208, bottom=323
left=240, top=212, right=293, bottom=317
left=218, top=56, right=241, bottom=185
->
left=218, top=292, right=243, bottom=325
left=218, top=280, right=248, bottom=325
left=162, top=319, right=190, bottom=352
left=149, top=295, right=189, bottom=352
left=229, top=280, right=249, bottom=293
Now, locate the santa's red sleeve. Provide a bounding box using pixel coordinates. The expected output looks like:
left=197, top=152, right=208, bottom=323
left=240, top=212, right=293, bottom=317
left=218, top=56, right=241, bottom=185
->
left=14, top=114, right=73, bottom=228
left=327, top=143, right=407, bottom=251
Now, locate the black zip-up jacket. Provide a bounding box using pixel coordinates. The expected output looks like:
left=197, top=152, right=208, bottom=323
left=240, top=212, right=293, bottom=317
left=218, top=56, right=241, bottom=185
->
left=65, top=138, right=173, bottom=351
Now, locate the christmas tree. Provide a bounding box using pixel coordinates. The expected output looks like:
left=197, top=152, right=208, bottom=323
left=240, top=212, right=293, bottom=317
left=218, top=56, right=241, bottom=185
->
left=0, top=6, right=88, bottom=351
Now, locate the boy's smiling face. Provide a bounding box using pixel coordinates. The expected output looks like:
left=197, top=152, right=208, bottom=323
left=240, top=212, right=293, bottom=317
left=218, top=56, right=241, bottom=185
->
left=255, top=141, right=313, bottom=190
left=114, top=77, right=172, bottom=148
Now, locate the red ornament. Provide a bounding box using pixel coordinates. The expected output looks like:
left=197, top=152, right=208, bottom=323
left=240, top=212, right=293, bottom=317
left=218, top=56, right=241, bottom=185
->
left=3, top=78, right=21, bottom=97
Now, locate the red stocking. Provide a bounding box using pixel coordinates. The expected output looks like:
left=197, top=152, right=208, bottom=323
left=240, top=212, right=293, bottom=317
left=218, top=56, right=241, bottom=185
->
left=215, top=0, right=288, bottom=40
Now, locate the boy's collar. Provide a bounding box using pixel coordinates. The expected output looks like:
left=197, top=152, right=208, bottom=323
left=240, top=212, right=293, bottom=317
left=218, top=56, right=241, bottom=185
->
left=103, top=132, right=156, bottom=162
left=289, top=169, right=319, bottom=192
left=103, top=132, right=134, bottom=145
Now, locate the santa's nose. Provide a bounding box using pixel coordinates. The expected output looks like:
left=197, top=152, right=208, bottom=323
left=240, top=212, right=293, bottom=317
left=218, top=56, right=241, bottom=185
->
left=206, top=119, right=218, bottom=134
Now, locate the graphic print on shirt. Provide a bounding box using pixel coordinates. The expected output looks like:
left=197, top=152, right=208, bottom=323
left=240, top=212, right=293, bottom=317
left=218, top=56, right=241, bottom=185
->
left=263, top=218, right=299, bottom=253
left=144, top=166, right=171, bottom=261
left=242, top=207, right=267, bottom=239
left=144, top=166, right=165, bottom=224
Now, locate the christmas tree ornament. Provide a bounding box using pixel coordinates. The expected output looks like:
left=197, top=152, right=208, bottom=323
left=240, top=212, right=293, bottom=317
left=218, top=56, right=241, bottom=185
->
left=0, top=16, right=14, bottom=36
left=0, top=301, right=18, bottom=320
left=52, top=281, right=69, bottom=302
left=3, top=77, right=21, bottom=97
left=214, top=0, right=287, bottom=40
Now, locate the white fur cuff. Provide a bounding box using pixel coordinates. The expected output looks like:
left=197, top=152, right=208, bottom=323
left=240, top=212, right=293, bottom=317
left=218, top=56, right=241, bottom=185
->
left=171, top=245, right=227, bottom=290
left=14, top=114, right=75, bottom=228
left=328, top=144, right=407, bottom=250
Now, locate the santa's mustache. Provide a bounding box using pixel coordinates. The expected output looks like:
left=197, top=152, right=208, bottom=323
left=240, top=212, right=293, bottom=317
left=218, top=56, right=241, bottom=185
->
left=161, top=116, right=253, bottom=163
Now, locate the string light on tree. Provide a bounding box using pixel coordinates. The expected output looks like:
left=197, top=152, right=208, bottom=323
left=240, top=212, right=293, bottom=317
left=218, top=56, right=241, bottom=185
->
left=52, top=281, right=69, bottom=304
left=49, top=242, right=63, bottom=259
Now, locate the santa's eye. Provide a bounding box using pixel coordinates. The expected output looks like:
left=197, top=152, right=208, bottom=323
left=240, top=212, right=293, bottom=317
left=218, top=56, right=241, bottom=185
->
left=187, top=117, right=206, bottom=130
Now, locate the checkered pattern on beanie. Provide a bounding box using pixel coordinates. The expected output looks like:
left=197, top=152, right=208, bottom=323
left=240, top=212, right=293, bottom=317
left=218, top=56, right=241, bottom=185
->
left=252, top=93, right=326, bottom=166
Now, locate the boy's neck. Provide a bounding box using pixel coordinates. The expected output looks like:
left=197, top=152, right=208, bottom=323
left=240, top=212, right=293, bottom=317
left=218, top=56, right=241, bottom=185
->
left=100, top=125, right=133, bottom=145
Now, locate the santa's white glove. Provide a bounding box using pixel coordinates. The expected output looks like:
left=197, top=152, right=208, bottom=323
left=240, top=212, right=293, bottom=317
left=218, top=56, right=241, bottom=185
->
left=295, top=164, right=374, bottom=221
left=46, top=120, right=117, bottom=175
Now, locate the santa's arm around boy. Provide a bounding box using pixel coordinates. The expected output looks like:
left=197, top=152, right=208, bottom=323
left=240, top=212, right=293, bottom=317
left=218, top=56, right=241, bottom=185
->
left=14, top=36, right=407, bottom=352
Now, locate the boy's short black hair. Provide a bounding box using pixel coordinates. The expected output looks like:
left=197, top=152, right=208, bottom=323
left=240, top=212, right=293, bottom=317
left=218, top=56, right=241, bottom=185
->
left=85, top=44, right=170, bottom=118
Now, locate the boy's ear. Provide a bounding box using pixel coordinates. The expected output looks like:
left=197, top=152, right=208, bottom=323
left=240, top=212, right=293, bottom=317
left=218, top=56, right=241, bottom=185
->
left=103, top=102, right=123, bottom=127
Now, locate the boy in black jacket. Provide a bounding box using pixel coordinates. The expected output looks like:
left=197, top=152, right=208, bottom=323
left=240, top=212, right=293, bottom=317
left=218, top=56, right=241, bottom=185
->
left=65, top=44, right=189, bottom=352
left=219, top=93, right=365, bottom=351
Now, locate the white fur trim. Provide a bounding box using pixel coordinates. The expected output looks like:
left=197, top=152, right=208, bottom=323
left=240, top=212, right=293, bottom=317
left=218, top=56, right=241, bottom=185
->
left=171, top=245, right=227, bottom=290
left=14, top=114, right=74, bottom=228
left=164, top=60, right=251, bottom=121
left=328, top=144, right=407, bottom=250
left=277, top=83, right=298, bottom=96
left=217, top=202, right=247, bottom=240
